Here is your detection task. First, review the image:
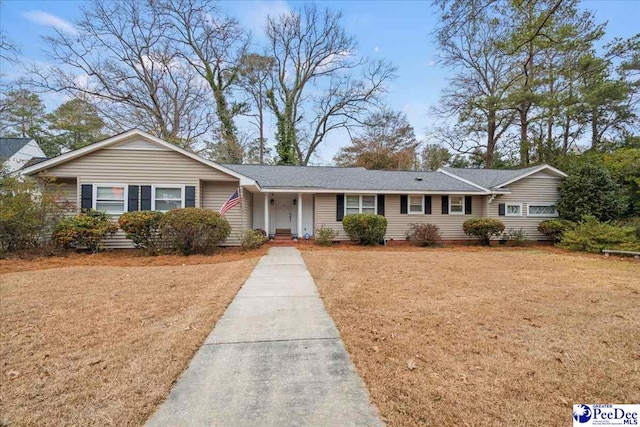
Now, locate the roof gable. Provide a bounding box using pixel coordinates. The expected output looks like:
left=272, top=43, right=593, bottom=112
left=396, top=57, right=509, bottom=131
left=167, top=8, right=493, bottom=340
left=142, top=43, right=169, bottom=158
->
left=441, top=164, right=566, bottom=189
left=20, top=129, right=256, bottom=186
left=0, top=138, right=34, bottom=159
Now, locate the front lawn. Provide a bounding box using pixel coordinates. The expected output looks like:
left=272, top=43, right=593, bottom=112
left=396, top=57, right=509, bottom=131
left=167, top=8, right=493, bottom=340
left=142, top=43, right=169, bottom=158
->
left=303, top=248, right=640, bottom=426
left=0, top=252, right=260, bottom=426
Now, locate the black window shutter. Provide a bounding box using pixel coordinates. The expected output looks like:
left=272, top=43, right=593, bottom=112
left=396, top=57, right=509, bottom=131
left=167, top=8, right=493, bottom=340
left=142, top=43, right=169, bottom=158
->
left=377, top=194, right=385, bottom=216
left=400, top=195, right=408, bottom=214
left=498, top=203, right=506, bottom=216
left=128, top=185, right=139, bottom=212
left=465, top=196, right=472, bottom=215
left=336, top=194, right=345, bottom=221
left=141, top=186, right=152, bottom=210
left=424, top=196, right=432, bottom=214
left=81, top=184, right=93, bottom=211
left=441, top=196, right=449, bottom=214
left=185, top=186, right=196, bottom=207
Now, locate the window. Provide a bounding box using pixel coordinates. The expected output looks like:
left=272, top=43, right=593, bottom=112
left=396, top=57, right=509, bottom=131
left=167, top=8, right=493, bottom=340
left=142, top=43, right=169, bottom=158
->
left=345, top=195, right=377, bottom=215
left=95, top=185, right=126, bottom=215
left=153, top=186, right=184, bottom=212
left=449, top=195, right=464, bottom=214
left=409, top=195, right=423, bottom=214
left=506, top=203, right=522, bottom=216
left=528, top=204, right=558, bottom=217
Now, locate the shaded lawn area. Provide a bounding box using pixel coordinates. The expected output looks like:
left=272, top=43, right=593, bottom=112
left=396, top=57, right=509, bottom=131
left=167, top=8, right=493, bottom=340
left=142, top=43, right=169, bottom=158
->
left=302, top=248, right=640, bottom=427
left=0, top=254, right=260, bottom=426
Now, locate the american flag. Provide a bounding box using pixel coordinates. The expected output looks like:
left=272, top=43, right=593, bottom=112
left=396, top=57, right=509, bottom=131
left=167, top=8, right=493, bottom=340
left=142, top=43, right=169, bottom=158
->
left=219, top=189, right=241, bottom=216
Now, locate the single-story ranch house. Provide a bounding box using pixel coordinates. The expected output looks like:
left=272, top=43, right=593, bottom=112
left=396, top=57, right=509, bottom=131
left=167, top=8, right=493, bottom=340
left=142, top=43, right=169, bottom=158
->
left=21, top=129, right=567, bottom=247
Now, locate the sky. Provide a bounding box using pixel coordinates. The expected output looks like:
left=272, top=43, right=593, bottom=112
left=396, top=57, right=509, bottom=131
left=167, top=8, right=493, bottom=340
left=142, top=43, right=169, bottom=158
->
left=1, top=0, right=639, bottom=163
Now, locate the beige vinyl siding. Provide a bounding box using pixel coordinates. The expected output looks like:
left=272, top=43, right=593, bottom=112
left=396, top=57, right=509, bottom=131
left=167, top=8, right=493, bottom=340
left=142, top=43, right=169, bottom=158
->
left=385, top=195, right=484, bottom=240
left=43, top=148, right=241, bottom=248
left=488, top=170, right=562, bottom=240
left=242, top=188, right=253, bottom=231
left=44, top=148, right=237, bottom=206
left=55, top=178, right=78, bottom=215
left=201, top=182, right=252, bottom=246
left=314, top=193, right=485, bottom=241
left=314, top=194, right=345, bottom=238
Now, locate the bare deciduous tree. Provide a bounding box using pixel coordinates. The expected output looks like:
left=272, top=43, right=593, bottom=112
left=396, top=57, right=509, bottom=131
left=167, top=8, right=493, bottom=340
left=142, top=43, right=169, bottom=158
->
left=158, top=0, right=249, bottom=163
left=239, top=53, right=275, bottom=164
left=266, top=5, right=396, bottom=165
left=28, top=0, right=213, bottom=148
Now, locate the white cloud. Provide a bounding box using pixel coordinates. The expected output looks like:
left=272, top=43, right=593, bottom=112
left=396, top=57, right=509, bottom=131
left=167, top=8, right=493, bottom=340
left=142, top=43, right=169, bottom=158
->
left=428, top=60, right=436, bottom=66
left=23, top=11, right=77, bottom=35
left=374, top=47, right=380, bottom=53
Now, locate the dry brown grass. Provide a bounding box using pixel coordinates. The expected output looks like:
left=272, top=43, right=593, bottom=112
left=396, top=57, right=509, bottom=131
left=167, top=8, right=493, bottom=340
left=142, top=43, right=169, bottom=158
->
left=303, top=248, right=640, bottom=427
left=0, top=246, right=268, bottom=275
left=0, top=256, right=260, bottom=426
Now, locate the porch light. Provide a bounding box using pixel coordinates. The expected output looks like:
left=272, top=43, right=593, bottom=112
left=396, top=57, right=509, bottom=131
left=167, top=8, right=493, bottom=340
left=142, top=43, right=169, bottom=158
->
left=270, top=198, right=275, bottom=205
left=293, top=198, right=297, bottom=205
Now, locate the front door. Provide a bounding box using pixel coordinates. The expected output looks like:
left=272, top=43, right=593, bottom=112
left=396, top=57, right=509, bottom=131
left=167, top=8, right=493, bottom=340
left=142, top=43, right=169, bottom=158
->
left=275, top=197, right=293, bottom=233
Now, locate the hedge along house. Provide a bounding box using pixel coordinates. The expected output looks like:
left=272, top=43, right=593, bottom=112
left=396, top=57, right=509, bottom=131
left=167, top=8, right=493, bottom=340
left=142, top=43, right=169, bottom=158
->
left=21, top=129, right=567, bottom=247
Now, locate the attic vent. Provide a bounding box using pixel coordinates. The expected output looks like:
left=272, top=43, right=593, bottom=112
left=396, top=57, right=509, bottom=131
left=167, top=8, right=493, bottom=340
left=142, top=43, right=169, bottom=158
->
left=415, top=177, right=423, bottom=181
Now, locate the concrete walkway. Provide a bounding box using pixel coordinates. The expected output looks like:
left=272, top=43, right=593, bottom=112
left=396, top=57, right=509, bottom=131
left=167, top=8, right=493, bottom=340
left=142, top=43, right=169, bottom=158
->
left=147, top=247, right=383, bottom=427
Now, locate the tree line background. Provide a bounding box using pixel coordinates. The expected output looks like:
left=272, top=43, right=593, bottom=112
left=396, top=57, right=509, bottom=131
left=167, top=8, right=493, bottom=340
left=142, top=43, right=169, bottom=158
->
left=0, top=0, right=638, bottom=216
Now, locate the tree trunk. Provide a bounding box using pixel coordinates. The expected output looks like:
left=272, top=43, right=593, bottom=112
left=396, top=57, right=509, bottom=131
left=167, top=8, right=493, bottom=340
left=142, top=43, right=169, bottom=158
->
left=485, top=109, right=497, bottom=168
left=519, top=107, right=529, bottom=167
left=591, top=108, right=599, bottom=151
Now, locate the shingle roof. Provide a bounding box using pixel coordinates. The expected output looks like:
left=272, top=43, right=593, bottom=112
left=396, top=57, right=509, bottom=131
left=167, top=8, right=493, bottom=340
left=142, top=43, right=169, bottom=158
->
left=224, top=164, right=485, bottom=193
left=22, top=157, right=49, bottom=169
left=0, top=138, right=33, bottom=159
left=441, top=165, right=545, bottom=189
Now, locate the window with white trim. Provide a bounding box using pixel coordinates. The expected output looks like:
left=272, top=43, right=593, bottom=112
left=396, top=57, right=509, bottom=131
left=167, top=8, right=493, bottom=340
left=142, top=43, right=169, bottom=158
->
left=95, top=185, right=126, bottom=215
left=345, top=195, right=376, bottom=215
left=527, top=204, right=558, bottom=217
left=506, top=203, right=522, bottom=216
left=449, top=195, right=464, bottom=214
left=409, top=195, right=423, bottom=214
left=154, top=186, right=184, bottom=212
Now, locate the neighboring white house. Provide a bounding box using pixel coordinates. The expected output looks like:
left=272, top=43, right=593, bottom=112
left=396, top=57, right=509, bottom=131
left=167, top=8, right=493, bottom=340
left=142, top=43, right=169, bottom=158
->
left=0, top=138, right=46, bottom=173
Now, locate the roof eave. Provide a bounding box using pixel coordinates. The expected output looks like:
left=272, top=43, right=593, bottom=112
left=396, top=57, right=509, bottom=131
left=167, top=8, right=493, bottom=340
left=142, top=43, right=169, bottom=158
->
left=494, top=164, right=567, bottom=188
left=260, top=188, right=486, bottom=194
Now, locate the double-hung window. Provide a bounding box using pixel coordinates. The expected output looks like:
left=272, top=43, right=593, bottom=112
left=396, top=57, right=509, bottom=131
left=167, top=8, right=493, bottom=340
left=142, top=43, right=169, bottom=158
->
left=95, top=185, right=126, bottom=215
left=505, top=203, right=522, bottom=216
left=153, top=186, right=184, bottom=212
left=527, top=204, right=558, bottom=217
left=449, top=195, right=464, bottom=214
left=409, top=195, right=423, bottom=214
left=345, top=195, right=376, bottom=215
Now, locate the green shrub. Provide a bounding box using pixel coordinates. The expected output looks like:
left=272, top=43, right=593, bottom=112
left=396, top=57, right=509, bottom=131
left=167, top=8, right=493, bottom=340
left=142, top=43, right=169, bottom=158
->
left=557, top=163, right=625, bottom=222
left=159, top=208, right=231, bottom=255
left=537, top=219, right=576, bottom=242
left=0, top=174, right=68, bottom=255
left=407, top=223, right=443, bottom=247
left=314, top=225, right=338, bottom=246
left=240, top=228, right=268, bottom=250
left=614, top=217, right=640, bottom=240
left=52, top=210, right=118, bottom=253
left=558, top=215, right=640, bottom=253
left=462, top=218, right=505, bottom=246
left=505, top=228, right=531, bottom=246
left=118, top=211, right=164, bottom=253
left=342, top=214, right=387, bottom=245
